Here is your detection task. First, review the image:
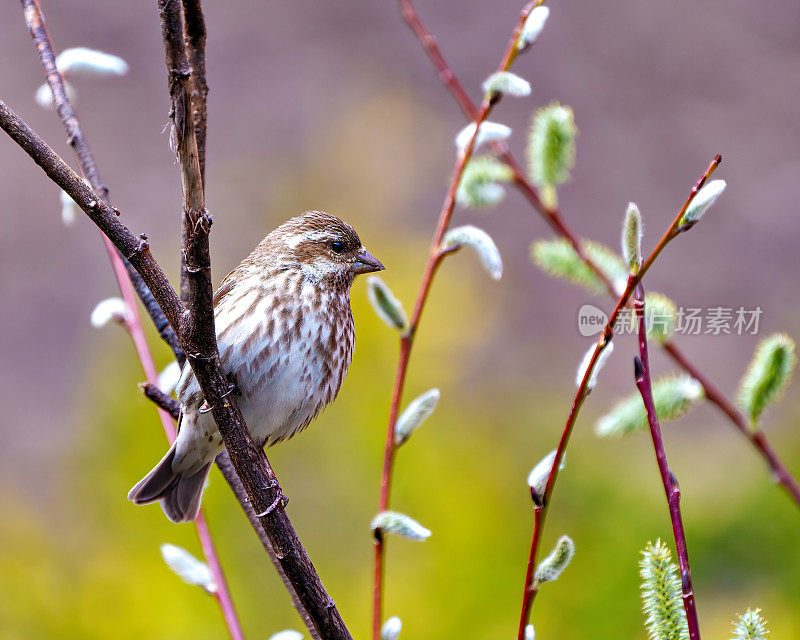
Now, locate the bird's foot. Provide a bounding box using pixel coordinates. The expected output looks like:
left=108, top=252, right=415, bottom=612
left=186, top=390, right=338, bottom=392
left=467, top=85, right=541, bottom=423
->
left=254, top=483, right=289, bottom=517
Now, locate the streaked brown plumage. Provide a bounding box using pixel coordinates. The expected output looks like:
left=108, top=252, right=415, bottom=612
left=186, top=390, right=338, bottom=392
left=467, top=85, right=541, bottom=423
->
left=129, top=211, right=384, bottom=522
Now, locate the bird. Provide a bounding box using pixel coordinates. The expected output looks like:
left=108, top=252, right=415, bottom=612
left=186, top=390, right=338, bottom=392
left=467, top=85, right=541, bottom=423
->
left=128, top=211, right=384, bottom=522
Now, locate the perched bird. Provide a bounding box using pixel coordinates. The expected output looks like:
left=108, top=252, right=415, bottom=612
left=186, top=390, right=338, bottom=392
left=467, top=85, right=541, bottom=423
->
left=129, top=211, right=384, bottom=522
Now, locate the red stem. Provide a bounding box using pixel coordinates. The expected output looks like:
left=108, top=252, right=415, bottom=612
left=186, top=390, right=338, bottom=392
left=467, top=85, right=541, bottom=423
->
left=513, top=159, right=720, bottom=638
left=372, top=4, right=541, bottom=638
left=394, top=0, right=800, bottom=511
left=634, top=289, right=701, bottom=640
left=662, top=341, right=800, bottom=506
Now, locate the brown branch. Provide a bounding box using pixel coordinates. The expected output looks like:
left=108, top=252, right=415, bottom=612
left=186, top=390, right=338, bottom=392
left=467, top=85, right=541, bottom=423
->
left=0, top=98, right=349, bottom=640
left=139, top=380, right=322, bottom=640
left=180, top=0, right=208, bottom=185
left=634, top=289, right=701, bottom=640
left=157, top=2, right=353, bottom=639
left=373, top=4, right=541, bottom=639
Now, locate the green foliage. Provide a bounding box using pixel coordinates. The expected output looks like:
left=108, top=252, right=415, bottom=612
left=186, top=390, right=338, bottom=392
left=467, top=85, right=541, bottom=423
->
left=596, top=376, right=704, bottom=437
left=530, top=238, right=627, bottom=294
left=456, top=156, right=515, bottom=208
left=731, top=609, right=770, bottom=640
left=738, top=333, right=796, bottom=428
left=639, top=540, right=689, bottom=640
left=367, top=276, right=409, bottom=332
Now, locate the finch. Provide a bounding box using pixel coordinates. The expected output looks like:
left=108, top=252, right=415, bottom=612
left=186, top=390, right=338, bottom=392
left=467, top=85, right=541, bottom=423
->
left=128, top=211, right=384, bottom=522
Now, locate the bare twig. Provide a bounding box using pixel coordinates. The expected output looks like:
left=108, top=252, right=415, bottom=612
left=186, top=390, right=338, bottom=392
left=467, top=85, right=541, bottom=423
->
left=394, top=0, right=800, bottom=509
left=514, top=159, right=720, bottom=638
left=21, top=0, right=186, bottom=366
left=634, top=288, right=702, bottom=640
left=180, top=0, right=208, bottom=185
left=0, top=98, right=350, bottom=640
left=19, top=1, right=236, bottom=634
left=373, top=4, right=541, bottom=639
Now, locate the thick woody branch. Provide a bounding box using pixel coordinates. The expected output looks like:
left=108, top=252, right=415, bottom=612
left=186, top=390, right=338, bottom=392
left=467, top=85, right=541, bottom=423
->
left=157, top=2, right=351, bottom=638
left=0, top=98, right=348, bottom=640
left=181, top=0, right=208, bottom=184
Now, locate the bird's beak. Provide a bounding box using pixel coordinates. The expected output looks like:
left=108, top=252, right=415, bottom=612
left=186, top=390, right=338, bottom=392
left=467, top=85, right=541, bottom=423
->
left=350, top=248, right=385, bottom=275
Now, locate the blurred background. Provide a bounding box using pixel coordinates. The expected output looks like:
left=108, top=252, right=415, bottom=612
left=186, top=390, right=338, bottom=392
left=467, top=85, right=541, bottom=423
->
left=1, top=0, right=799, bottom=638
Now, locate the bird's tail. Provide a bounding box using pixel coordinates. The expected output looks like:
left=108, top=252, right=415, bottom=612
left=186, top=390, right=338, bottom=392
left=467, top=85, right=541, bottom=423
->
left=128, top=444, right=212, bottom=523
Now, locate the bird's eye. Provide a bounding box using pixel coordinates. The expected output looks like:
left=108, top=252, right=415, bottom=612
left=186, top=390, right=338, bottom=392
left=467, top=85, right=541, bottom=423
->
left=330, top=241, right=346, bottom=254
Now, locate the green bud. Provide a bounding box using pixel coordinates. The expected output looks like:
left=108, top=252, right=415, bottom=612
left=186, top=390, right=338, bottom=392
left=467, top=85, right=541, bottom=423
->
left=639, top=540, right=689, bottom=640
left=535, top=535, right=574, bottom=584
left=737, top=333, right=796, bottom=428
left=527, top=102, right=577, bottom=200
left=394, top=389, right=441, bottom=446
left=622, top=202, right=643, bottom=272
left=367, top=276, right=408, bottom=332
left=595, top=376, right=704, bottom=437
left=645, top=293, right=678, bottom=343
left=456, top=156, right=515, bottom=209
left=530, top=238, right=628, bottom=295
left=731, top=609, right=770, bottom=640
left=680, top=180, right=726, bottom=225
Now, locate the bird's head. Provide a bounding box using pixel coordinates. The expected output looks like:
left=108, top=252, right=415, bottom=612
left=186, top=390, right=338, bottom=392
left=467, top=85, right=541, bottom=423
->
left=266, top=211, right=384, bottom=287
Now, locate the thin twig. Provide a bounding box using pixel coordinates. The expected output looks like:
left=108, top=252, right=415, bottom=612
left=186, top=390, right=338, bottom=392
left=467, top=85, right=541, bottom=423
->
left=634, top=288, right=702, bottom=640
left=19, top=1, right=237, bottom=633
left=394, top=0, right=800, bottom=508
left=514, top=158, right=720, bottom=638
left=662, top=341, right=800, bottom=505
left=0, top=97, right=350, bottom=640
left=373, top=4, right=541, bottom=639
left=21, top=0, right=185, bottom=366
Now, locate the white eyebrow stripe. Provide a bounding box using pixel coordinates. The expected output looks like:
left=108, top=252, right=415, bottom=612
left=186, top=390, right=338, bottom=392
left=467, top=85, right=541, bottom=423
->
left=285, top=230, right=337, bottom=250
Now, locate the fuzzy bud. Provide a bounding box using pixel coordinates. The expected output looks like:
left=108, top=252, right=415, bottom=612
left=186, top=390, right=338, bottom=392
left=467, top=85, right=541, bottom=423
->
left=518, top=6, right=550, bottom=51
left=596, top=376, right=703, bottom=437
left=441, top=225, right=503, bottom=280
left=622, top=202, right=643, bottom=272
left=645, top=293, right=677, bottom=343
left=160, top=543, right=216, bottom=594
left=371, top=511, right=431, bottom=541
left=56, top=47, right=129, bottom=77
left=455, top=121, right=512, bottom=153
left=90, top=297, right=129, bottom=328
left=60, top=189, right=79, bottom=226
left=737, top=333, right=796, bottom=428
left=456, top=156, right=515, bottom=209
left=530, top=238, right=627, bottom=295
left=527, top=102, right=577, bottom=197
left=681, top=180, right=726, bottom=225
left=35, top=81, right=77, bottom=109
left=527, top=450, right=563, bottom=502
left=381, top=617, right=402, bottom=640
left=394, top=389, right=440, bottom=446
left=731, top=609, right=770, bottom=640
left=268, top=632, right=303, bottom=640
left=639, top=540, right=688, bottom=640
left=482, top=71, right=531, bottom=98
left=525, top=625, right=535, bottom=640
left=576, top=341, right=614, bottom=390
left=367, top=276, right=408, bottom=332
left=535, top=535, right=574, bottom=584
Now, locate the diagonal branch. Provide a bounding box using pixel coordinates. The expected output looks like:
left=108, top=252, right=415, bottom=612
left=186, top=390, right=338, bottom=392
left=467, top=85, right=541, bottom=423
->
left=634, top=287, right=702, bottom=640
left=0, top=98, right=350, bottom=640
left=394, top=0, right=800, bottom=509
